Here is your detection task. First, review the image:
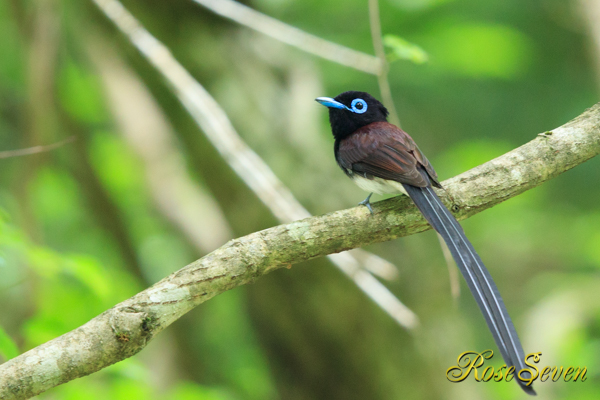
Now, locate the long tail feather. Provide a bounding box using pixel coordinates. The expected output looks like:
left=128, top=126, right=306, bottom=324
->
left=403, top=183, right=535, bottom=395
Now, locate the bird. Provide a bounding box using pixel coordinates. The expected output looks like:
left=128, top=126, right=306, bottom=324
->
left=316, top=91, right=535, bottom=395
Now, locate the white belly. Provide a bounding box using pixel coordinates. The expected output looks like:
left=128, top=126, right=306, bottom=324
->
left=351, top=174, right=408, bottom=196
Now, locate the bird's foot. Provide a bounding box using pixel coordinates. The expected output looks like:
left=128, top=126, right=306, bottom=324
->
left=358, top=193, right=374, bottom=215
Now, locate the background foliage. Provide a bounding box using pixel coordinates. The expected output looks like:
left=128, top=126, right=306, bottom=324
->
left=1, top=0, right=599, bottom=399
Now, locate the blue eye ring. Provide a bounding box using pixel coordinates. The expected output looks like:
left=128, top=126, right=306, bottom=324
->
left=351, top=98, right=368, bottom=114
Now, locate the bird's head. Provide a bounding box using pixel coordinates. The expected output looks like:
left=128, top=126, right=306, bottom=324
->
left=316, top=91, right=389, bottom=139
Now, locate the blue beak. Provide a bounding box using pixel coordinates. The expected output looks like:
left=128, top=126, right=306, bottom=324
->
left=315, top=97, right=349, bottom=111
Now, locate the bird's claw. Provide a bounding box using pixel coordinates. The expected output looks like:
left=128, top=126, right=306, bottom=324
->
left=358, top=193, right=374, bottom=215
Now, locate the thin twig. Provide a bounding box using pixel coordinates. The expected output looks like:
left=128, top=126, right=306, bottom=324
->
left=92, top=0, right=416, bottom=328
left=0, top=136, right=76, bottom=159
left=368, top=0, right=400, bottom=127
left=191, top=0, right=382, bottom=75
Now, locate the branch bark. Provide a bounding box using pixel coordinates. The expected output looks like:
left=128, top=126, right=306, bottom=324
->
left=1, top=103, right=599, bottom=399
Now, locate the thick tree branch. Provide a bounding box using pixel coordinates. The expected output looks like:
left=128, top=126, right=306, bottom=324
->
left=1, top=103, right=599, bottom=399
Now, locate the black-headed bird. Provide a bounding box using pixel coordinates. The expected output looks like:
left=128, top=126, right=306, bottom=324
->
left=316, top=91, right=534, bottom=395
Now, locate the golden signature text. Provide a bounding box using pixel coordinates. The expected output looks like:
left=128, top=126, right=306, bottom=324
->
left=446, top=350, right=587, bottom=385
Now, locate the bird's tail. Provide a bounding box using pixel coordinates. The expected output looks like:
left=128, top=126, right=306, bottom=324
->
left=402, top=183, right=535, bottom=396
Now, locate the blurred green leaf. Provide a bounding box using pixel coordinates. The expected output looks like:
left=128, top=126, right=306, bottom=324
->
left=383, top=34, right=428, bottom=64
left=88, top=131, right=147, bottom=212
left=0, top=325, right=19, bottom=360
left=58, top=58, right=107, bottom=123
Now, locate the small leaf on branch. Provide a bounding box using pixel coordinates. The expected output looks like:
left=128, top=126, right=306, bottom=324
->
left=383, top=34, right=428, bottom=64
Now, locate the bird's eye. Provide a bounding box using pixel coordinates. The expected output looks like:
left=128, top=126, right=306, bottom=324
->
left=351, top=98, right=368, bottom=114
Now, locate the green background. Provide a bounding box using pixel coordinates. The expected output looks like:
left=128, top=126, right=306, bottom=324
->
left=0, top=0, right=598, bottom=398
